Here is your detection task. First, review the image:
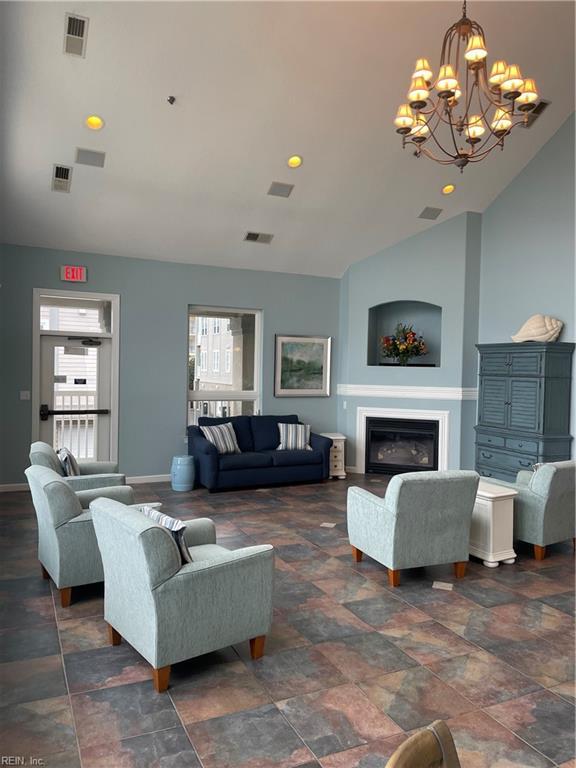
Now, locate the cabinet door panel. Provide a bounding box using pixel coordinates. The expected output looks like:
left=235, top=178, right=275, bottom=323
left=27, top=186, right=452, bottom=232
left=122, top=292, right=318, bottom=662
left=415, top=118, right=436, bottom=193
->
left=509, top=351, right=542, bottom=376
left=480, top=353, right=509, bottom=375
left=479, top=377, right=508, bottom=427
left=509, top=378, right=541, bottom=432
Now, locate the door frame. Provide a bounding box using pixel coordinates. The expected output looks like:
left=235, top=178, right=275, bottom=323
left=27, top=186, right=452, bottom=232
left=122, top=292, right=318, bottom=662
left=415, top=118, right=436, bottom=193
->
left=32, top=288, right=120, bottom=461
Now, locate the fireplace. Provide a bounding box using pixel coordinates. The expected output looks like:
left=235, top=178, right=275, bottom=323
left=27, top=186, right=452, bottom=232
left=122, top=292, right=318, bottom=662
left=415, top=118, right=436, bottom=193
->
left=365, top=417, right=439, bottom=475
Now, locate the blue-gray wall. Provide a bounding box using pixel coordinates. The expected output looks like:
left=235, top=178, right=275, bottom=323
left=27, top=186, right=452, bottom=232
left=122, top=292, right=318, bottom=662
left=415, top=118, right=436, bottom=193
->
left=0, top=245, right=339, bottom=483
left=480, top=113, right=575, bottom=442
left=336, top=211, right=482, bottom=469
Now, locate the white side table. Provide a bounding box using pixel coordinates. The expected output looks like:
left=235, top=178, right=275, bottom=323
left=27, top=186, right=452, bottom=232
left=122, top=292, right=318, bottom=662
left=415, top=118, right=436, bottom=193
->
left=321, top=433, right=346, bottom=479
left=469, top=480, right=518, bottom=568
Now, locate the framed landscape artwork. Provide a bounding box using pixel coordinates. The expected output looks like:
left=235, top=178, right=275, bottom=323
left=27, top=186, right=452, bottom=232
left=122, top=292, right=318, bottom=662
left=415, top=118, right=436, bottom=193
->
left=274, top=335, right=332, bottom=397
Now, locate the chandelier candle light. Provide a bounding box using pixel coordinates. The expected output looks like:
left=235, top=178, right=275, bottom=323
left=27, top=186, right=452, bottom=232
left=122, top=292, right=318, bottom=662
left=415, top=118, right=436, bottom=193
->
left=394, top=0, right=541, bottom=170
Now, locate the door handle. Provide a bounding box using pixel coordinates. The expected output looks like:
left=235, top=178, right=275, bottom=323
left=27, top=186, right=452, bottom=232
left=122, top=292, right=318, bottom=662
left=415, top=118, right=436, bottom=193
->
left=481, top=451, right=493, bottom=459
left=40, top=404, right=110, bottom=421
left=518, top=460, right=532, bottom=467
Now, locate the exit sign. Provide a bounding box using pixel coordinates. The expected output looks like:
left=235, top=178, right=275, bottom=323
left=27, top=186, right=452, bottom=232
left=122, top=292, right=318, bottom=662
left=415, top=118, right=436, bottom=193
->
left=60, top=265, right=87, bottom=282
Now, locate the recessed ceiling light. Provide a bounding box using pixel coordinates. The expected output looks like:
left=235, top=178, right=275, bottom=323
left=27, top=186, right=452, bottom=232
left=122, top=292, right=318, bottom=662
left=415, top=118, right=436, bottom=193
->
left=85, top=115, right=104, bottom=131
left=442, top=183, right=455, bottom=195
left=287, top=155, right=303, bottom=169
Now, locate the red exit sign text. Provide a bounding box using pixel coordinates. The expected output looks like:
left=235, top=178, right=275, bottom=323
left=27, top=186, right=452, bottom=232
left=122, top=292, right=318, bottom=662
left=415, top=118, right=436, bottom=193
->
left=60, top=265, right=87, bottom=282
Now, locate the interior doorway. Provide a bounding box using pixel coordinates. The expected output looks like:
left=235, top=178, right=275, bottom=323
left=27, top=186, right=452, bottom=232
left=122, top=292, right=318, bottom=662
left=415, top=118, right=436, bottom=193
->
left=32, top=290, right=120, bottom=461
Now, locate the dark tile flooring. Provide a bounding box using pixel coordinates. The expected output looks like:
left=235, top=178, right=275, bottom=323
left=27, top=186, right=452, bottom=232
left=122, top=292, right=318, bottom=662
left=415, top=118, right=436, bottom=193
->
left=1, top=475, right=574, bottom=768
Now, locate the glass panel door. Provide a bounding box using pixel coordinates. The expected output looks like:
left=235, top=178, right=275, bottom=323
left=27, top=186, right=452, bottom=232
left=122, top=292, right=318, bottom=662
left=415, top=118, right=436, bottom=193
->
left=39, top=336, right=112, bottom=460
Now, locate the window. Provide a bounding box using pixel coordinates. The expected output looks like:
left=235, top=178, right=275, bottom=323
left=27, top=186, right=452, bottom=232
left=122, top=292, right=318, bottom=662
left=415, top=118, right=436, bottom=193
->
left=188, top=306, right=261, bottom=424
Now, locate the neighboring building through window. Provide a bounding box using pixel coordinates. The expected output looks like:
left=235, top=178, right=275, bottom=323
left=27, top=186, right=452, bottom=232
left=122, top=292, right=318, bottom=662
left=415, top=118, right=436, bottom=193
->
left=188, top=308, right=261, bottom=424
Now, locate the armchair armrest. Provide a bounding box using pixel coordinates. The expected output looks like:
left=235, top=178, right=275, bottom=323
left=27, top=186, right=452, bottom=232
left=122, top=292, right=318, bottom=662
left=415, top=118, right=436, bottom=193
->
left=189, top=435, right=218, bottom=456
left=182, top=518, right=217, bottom=547
left=78, top=460, right=118, bottom=475
left=515, top=470, right=533, bottom=486
left=173, top=545, right=273, bottom=578
left=347, top=485, right=394, bottom=515
left=65, top=473, right=126, bottom=491
left=78, top=485, right=135, bottom=508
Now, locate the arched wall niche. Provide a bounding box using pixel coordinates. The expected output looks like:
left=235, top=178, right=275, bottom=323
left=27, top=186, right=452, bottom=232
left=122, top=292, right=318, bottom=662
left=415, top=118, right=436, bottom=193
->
left=367, top=300, right=442, bottom=366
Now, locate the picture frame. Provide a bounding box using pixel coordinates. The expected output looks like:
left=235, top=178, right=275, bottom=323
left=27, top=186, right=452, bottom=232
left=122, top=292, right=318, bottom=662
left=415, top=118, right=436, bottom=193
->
left=274, top=335, right=332, bottom=397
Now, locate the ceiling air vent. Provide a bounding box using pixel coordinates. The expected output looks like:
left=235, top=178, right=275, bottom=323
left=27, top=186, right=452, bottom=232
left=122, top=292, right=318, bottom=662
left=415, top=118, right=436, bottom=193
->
left=523, top=100, right=550, bottom=129
left=418, top=206, right=442, bottom=221
left=64, top=13, right=89, bottom=57
left=244, top=231, right=274, bottom=244
left=268, top=182, right=294, bottom=198
left=76, top=148, right=106, bottom=168
left=52, top=165, right=72, bottom=193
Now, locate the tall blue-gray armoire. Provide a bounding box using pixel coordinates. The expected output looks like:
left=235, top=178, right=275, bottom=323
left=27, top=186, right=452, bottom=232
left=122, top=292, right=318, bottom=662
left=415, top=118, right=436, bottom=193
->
left=475, top=342, right=574, bottom=481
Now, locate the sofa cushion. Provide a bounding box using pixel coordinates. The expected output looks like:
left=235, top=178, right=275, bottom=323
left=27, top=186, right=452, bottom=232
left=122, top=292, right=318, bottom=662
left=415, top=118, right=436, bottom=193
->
left=268, top=449, right=323, bottom=467
left=251, top=414, right=299, bottom=452
left=200, top=423, right=241, bottom=455
left=198, top=416, right=254, bottom=452
left=219, top=452, right=274, bottom=471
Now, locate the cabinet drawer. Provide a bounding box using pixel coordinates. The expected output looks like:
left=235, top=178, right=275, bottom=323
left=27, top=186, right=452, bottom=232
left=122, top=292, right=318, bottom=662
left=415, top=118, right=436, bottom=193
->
left=476, top=446, right=537, bottom=472
left=506, top=437, right=538, bottom=454
left=476, top=464, right=518, bottom=483
left=476, top=433, right=505, bottom=448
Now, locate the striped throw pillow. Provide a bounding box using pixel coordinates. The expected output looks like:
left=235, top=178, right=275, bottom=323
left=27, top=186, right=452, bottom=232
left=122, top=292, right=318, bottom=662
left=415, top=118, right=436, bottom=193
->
left=277, top=423, right=313, bottom=451
left=200, top=422, right=241, bottom=454
left=58, top=447, right=81, bottom=476
left=140, top=506, right=193, bottom=564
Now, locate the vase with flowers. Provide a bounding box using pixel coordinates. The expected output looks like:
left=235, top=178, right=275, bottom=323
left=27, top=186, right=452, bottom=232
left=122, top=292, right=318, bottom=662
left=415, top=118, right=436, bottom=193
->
left=381, top=323, right=428, bottom=366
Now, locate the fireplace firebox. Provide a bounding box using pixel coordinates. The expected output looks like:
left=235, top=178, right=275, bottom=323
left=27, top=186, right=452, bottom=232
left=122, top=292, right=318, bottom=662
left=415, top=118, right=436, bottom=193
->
left=365, top=417, right=439, bottom=475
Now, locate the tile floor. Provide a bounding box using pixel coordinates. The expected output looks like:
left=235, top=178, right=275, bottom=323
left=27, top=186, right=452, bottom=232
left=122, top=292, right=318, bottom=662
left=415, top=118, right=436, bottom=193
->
left=0, top=475, right=574, bottom=767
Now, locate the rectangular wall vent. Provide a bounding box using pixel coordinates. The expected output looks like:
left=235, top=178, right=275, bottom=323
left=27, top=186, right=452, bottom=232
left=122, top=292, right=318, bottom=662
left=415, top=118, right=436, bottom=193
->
left=52, top=165, right=72, bottom=193
left=523, top=100, right=550, bottom=129
left=244, top=231, right=274, bottom=244
left=64, top=13, right=89, bottom=57
left=76, top=148, right=106, bottom=168
left=418, top=206, right=442, bottom=221
left=268, top=182, right=294, bottom=198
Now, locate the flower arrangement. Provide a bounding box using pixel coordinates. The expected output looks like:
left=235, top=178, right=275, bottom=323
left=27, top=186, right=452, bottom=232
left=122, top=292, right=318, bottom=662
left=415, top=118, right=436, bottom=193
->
left=381, top=323, right=428, bottom=366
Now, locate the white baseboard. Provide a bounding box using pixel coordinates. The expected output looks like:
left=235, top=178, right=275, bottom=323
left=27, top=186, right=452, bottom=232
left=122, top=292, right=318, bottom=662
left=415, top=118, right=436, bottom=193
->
left=346, top=466, right=360, bottom=474
left=126, top=474, right=171, bottom=484
left=0, top=483, right=28, bottom=492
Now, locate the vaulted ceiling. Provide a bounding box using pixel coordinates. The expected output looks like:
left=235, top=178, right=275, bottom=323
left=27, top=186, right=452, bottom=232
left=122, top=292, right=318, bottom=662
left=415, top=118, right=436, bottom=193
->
left=0, top=1, right=574, bottom=277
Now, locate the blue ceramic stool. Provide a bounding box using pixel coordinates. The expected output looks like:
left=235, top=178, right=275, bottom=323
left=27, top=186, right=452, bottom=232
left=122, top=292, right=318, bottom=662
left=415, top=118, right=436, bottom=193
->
left=171, top=455, right=195, bottom=492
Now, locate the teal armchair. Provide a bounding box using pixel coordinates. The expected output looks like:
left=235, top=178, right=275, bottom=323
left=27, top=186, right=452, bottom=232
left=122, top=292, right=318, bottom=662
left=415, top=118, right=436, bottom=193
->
left=91, top=498, right=275, bottom=692
left=29, top=441, right=126, bottom=490
left=25, top=465, right=136, bottom=607
left=491, top=461, right=575, bottom=560
left=347, top=470, right=479, bottom=587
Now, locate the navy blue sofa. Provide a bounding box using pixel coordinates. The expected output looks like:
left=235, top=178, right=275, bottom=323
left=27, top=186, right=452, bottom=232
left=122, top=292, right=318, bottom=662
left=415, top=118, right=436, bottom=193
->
left=187, top=414, right=333, bottom=491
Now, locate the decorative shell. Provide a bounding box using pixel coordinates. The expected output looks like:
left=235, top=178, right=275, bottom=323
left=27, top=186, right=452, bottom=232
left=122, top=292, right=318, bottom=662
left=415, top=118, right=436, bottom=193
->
left=511, top=314, right=563, bottom=343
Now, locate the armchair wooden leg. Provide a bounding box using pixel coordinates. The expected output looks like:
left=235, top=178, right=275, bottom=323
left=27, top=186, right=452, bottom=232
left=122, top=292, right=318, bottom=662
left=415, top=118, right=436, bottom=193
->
left=534, top=545, right=546, bottom=561
left=40, top=564, right=50, bottom=581
left=454, top=561, right=467, bottom=579
left=249, top=635, right=266, bottom=660
left=108, top=624, right=122, bottom=646
left=59, top=587, right=72, bottom=608
left=351, top=546, right=363, bottom=563
left=387, top=569, right=400, bottom=587
left=152, top=665, right=171, bottom=693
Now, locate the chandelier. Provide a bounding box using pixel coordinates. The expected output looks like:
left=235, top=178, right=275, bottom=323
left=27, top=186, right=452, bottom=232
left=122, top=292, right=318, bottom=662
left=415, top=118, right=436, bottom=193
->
left=393, top=0, right=541, bottom=171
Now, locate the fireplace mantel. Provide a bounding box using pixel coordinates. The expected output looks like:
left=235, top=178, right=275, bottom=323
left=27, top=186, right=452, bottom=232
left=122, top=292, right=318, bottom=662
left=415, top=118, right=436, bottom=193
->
left=354, top=406, right=449, bottom=474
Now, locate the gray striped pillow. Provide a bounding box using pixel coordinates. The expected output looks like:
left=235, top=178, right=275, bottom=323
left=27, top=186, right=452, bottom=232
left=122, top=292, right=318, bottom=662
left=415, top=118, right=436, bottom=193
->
left=140, top=506, right=193, bottom=564
left=277, top=423, right=313, bottom=451
left=200, top=422, right=241, bottom=454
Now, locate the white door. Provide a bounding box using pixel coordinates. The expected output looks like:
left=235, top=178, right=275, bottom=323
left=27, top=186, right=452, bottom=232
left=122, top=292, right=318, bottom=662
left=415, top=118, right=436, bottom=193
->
left=39, top=336, right=113, bottom=460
